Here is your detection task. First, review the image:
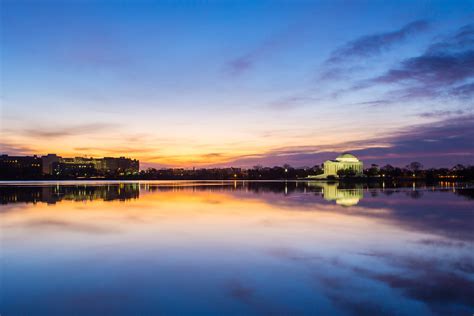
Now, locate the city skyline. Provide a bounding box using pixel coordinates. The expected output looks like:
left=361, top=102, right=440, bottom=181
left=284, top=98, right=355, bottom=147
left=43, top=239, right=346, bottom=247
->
left=1, top=0, right=473, bottom=168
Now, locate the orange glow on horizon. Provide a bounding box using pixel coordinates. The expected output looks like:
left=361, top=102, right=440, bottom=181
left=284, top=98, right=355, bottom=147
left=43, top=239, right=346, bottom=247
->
left=1, top=129, right=392, bottom=167
left=1, top=187, right=402, bottom=248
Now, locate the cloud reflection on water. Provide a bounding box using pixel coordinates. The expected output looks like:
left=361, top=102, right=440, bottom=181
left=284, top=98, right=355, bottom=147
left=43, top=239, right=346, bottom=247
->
left=0, top=181, right=473, bottom=315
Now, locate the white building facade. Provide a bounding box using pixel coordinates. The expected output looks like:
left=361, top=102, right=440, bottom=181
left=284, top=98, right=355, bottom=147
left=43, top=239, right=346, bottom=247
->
left=312, top=153, right=364, bottom=179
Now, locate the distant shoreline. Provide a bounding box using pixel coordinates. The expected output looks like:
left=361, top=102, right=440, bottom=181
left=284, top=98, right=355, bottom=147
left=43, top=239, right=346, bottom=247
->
left=0, top=177, right=471, bottom=183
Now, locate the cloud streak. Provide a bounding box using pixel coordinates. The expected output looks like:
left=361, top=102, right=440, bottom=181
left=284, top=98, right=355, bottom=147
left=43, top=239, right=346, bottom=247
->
left=18, top=123, right=120, bottom=139
left=225, top=14, right=317, bottom=76
left=417, top=110, right=465, bottom=118
left=362, top=23, right=474, bottom=100
left=326, top=20, right=430, bottom=64
left=226, top=31, right=293, bottom=76
left=0, top=142, right=36, bottom=155
left=220, top=115, right=474, bottom=168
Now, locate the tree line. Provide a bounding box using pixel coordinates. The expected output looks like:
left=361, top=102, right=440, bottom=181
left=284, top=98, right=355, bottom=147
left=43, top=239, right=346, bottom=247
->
left=2, top=161, right=474, bottom=181
left=139, top=162, right=474, bottom=181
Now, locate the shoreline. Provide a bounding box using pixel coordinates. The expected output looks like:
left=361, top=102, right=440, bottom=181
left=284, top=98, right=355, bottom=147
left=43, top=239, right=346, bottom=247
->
left=0, top=178, right=471, bottom=183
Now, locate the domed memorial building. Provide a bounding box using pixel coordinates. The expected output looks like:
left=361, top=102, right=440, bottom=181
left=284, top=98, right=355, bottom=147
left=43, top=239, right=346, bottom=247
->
left=311, top=153, right=363, bottom=179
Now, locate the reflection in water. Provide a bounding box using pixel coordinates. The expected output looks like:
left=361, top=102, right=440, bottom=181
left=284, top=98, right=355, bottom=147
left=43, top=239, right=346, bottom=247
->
left=309, top=182, right=364, bottom=206
left=4, top=181, right=469, bottom=205
left=0, top=181, right=473, bottom=315
left=1, top=183, right=140, bottom=204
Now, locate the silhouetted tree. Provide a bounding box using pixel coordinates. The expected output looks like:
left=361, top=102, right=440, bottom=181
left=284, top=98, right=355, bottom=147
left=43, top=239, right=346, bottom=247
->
left=366, top=164, right=380, bottom=177
left=407, top=162, right=423, bottom=173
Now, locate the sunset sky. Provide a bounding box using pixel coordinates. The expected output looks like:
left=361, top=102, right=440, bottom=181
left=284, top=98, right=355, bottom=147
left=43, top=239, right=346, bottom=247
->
left=1, top=0, right=473, bottom=168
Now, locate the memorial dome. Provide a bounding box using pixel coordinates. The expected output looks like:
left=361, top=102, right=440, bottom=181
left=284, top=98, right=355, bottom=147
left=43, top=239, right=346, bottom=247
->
left=335, top=153, right=359, bottom=162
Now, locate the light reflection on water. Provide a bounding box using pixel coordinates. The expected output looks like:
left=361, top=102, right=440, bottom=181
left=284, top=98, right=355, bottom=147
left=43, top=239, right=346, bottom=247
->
left=1, top=181, right=473, bottom=315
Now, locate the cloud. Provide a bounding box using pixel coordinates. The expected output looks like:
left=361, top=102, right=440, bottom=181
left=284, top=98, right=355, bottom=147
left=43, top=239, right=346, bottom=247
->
left=266, top=243, right=473, bottom=315
left=358, top=253, right=474, bottom=314
left=320, top=23, right=473, bottom=111
left=18, top=219, right=120, bottom=234
left=426, top=23, right=474, bottom=55
left=220, top=115, right=474, bottom=168
left=200, top=153, right=224, bottom=158
left=226, top=34, right=289, bottom=76
left=226, top=280, right=255, bottom=302
left=225, top=17, right=315, bottom=76
left=0, top=142, right=36, bottom=155
left=450, top=82, right=474, bottom=99
left=417, top=110, right=465, bottom=118
left=322, top=288, right=393, bottom=316
left=268, top=95, right=321, bottom=110
left=60, top=32, right=132, bottom=69
left=227, top=55, right=256, bottom=76
left=286, top=21, right=431, bottom=109
left=19, top=123, right=120, bottom=139
left=326, top=20, right=430, bottom=64
left=350, top=99, right=393, bottom=107
left=374, top=50, right=474, bottom=87
left=383, top=115, right=473, bottom=151
left=365, top=23, right=474, bottom=100
left=224, top=277, right=297, bottom=314
left=73, top=146, right=156, bottom=154
left=416, top=238, right=467, bottom=248
left=360, top=194, right=474, bottom=242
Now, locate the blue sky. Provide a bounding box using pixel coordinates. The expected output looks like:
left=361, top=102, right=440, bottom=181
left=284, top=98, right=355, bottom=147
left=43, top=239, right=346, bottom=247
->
left=1, top=0, right=473, bottom=167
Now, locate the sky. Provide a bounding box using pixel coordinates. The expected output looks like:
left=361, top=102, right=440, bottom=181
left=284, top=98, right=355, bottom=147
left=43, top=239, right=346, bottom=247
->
left=1, top=0, right=473, bottom=168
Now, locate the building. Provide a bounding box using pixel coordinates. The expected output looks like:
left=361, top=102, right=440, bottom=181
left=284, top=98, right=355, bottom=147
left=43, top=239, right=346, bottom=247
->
left=42, top=154, right=60, bottom=175
left=52, top=158, right=97, bottom=177
left=1, top=154, right=139, bottom=178
left=310, top=153, right=363, bottom=179
left=102, top=157, right=139, bottom=175
left=0, top=155, right=43, bottom=178
left=40, top=155, right=139, bottom=176
left=51, top=156, right=139, bottom=176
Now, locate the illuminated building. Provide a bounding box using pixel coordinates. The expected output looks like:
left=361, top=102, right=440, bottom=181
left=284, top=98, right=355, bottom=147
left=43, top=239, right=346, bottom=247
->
left=310, top=153, right=364, bottom=179
left=0, top=154, right=139, bottom=178
left=49, top=156, right=140, bottom=176
left=102, top=157, right=140, bottom=175
left=0, top=155, right=42, bottom=178
left=52, top=158, right=96, bottom=177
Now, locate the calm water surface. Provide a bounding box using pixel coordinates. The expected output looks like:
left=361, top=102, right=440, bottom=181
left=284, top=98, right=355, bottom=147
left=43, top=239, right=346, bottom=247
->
left=1, top=181, right=473, bottom=315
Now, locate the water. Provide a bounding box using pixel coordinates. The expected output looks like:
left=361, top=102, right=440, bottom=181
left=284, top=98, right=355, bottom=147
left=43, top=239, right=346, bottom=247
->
left=1, top=181, right=473, bottom=315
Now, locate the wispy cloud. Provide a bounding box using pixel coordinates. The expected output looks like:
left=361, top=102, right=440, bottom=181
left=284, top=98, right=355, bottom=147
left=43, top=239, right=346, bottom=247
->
left=225, top=15, right=316, bottom=76
left=326, top=20, right=430, bottom=64
left=276, top=21, right=431, bottom=110
left=374, top=51, right=473, bottom=90
left=448, top=82, right=474, bottom=99
left=61, top=32, right=132, bottom=69
left=0, top=142, right=36, bottom=155
left=268, top=95, right=321, bottom=110
left=219, top=115, right=474, bottom=168
left=356, top=253, right=474, bottom=314
left=365, top=23, right=474, bottom=99
left=349, top=99, right=393, bottom=107
left=73, top=146, right=156, bottom=154
left=226, top=31, right=293, bottom=76
left=18, top=123, right=120, bottom=139
left=19, top=219, right=120, bottom=234
left=417, top=110, right=465, bottom=118
left=322, top=23, right=474, bottom=112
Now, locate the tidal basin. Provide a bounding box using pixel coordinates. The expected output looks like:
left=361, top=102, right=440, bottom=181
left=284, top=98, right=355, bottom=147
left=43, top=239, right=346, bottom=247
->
left=1, top=181, right=473, bottom=315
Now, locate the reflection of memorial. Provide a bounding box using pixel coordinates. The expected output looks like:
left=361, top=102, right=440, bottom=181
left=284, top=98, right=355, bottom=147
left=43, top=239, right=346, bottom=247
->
left=308, top=182, right=364, bottom=206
